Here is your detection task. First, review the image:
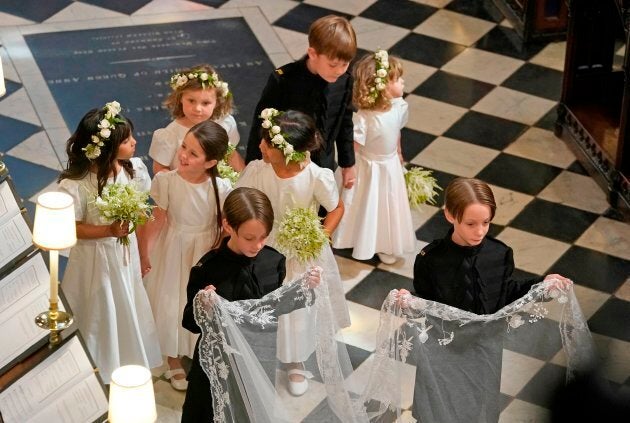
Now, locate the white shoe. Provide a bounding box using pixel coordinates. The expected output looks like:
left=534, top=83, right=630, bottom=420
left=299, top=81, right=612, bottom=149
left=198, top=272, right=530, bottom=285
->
left=287, top=369, right=313, bottom=396
left=164, top=368, right=188, bottom=391
left=377, top=253, right=398, bottom=265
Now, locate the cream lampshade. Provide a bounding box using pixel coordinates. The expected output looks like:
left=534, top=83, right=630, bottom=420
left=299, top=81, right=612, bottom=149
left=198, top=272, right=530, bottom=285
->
left=32, top=192, right=77, bottom=305
left=0, top=55, right=5, bottom=97
left=108, top=365, right=157, bottom=423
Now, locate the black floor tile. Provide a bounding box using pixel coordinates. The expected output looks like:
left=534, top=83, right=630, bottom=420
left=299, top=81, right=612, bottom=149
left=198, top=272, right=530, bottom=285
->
left=474, top=26, right=547, bottom=61
left=359, top=0, right=437, bottom=29
left=413, top=71, right=495, bottom=108
left=273, top=4, right=352, bottom=34
left=445, top=0, right=504, bottom=23
left=534, top=105, right=559, bottom=131
left=566, top=160, right=589, bottom=176
left=443, top=110, right=527, bottom=150
left=504, top=317, right=563, bottom=361
left=0, top=0, right=71, bottom=22
left=548, top=246, right=630, bottom=293
left=401, top=128, right=436, bottom=161
left=502, top=63, right=563, bottom=101
left=81, top=0, right=152, bottom=15
left=476, top=153, right=562, bottom=195
left=588, top=297, right=630, bottom=342
left=512, top=267, right=543, bottom=281
left=346, top=268, right=413, bottom=310
left=516, top=363, right=567, bottom=408
left=416, top=212, right=449, bottom=243
left=500, top=393, right=513, bottom=411
left=332, top=247, right=380, bottom=266
left=2, top=156, right=60, bottom=200
left=0, top=116, right=42, bottom=153
left=346, top=344, right=372, bottom=370
left=510, top=199, right=599, bottom=243
left=390, top=33, right=466, bottom=68
left=3, top=80, right=22, bottom=98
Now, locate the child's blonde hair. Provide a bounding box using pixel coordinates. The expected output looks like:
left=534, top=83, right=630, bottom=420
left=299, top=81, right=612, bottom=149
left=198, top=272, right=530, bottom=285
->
left=444, top=177, right=496, bottom=223
left=352, top=53, right=403, bottom=111
left=308, top=15, right=357, bottom=62
left=163, top=64, right=233, bottom=120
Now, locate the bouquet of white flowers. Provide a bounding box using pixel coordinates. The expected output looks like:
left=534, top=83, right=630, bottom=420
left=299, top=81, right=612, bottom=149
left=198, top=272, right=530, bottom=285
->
left=404, top=166, right=441, bottom=209
left=276, top=207, right=329, bottom=264
left=94, top=182, right=154, bottom=246
left=217, top=143, right=239, bottom=186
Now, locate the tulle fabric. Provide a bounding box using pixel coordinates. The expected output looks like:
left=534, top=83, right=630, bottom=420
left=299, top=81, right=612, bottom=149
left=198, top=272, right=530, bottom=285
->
left=361, top=280, right=597, bottom=422
left=193, top=270, right=368, bottom=423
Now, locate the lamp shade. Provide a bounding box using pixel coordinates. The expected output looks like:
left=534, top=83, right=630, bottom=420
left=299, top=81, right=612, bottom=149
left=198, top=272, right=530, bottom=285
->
left=32, top=192, right=76, bottom=250
left=0, top=56, right=5, bottom=97
left=108, top=365, right=157, bottom=423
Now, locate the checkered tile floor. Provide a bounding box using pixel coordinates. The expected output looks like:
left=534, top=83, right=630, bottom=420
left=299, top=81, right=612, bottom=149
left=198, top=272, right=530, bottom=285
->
left=0, top=0, right=628, bottom=421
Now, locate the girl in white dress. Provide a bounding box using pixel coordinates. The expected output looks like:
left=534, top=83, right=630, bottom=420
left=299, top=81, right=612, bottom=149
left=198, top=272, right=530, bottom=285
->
left=236, top=109, right=350, bottom=396
left=141, top=121, right=232, bottom=391
left=333, top=50, right=415, bottom=264
left=149, top=64, right=244, bottom=175
left=58, top=101, right=162, bottom=384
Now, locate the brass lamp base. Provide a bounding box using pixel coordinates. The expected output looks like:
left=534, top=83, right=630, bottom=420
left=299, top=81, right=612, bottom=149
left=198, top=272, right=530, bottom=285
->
left=35, top=303, right=73, bottom=346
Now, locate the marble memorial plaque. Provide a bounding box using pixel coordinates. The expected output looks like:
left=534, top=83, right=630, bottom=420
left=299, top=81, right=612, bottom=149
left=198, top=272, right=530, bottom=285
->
left=25, top=18, right=273, bottom=164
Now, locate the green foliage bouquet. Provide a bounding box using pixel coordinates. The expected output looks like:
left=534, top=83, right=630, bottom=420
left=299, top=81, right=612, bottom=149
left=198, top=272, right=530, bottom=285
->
left=217, top=143, right=240, bottom=186
left=94, top=182, right=154, bottom=246
left=276, top=207, right=329, bottom=264
left=404, top=166, right=441, bottom=210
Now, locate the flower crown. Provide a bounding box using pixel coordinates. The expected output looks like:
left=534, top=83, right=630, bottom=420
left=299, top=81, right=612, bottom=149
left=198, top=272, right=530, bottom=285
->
left=260, top=108, right=308, bottom=164
left=368, top=49, right=390, bottom=104
left=83, top=101, right=125, bottom=160
left=170, top=70, right=230, bottom=98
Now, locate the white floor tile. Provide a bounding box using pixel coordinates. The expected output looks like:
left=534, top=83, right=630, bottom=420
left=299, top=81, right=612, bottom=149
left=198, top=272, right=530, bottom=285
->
left=441, top=47, right=524, bottom=85
left=7, top=131, right=62, bottom=171
left=47, top=2, right=127, bottom=22
left=504, top=127, right=576, bottom=168
left=538, top=171, right=610, bottom=215
left=352, top=16, right=411, bottom=51
left=496, top=228, right=570, bottom=275
left=405, top=94, right=467, bottom=135
left=472, top=86, right=556, bottom=125
left=414, top=9, right=495, bottom=46
left=575, top=217, right=630, bottom=261
left=411, top=136, right=499, bottom=177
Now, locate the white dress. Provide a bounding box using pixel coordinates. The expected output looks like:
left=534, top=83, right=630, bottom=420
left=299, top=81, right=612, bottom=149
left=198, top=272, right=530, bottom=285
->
left=59, top=158, right=162, bottom=384
left=333, top=97, right=415, bottom=260
left=145, top=170, right=232, bottom=358
left=149, top=115, right=240, bottom=169
left=236, top=160, right=351, bottom=362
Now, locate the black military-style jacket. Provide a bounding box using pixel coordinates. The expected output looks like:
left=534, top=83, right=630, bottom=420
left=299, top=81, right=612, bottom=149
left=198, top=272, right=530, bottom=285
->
left=245, top=56, right=355, bottom=170
left=182, top=237, right=286, bottom=334
left=413, top=230, right=543, bottom=314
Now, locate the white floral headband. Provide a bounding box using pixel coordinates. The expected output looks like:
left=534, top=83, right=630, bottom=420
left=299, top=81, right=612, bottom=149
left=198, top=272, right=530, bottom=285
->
left=260, top=108, right=308, bottom=164
left=170, top=70, right=230, bottom=98
left=368, top=49, right=390, bottom=103
left=83, top=101, right=124, bottom=160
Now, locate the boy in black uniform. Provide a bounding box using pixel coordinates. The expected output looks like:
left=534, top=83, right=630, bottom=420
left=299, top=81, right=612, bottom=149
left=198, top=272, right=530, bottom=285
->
left=412, top=177, right=572, bottom=314
left=245, top=15, right=358, bottom=189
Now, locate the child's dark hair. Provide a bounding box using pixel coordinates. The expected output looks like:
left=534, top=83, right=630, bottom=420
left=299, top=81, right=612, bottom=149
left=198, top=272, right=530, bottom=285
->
left=308, top=15, right=357, bottom=62
left=163, top=64, right=233, bottom=120
left=223, top=187, right=274, bottom=235
left=261, top=110, right=323, bottom=154
left=59, top=107, right=134, bottom=195
left=444, top=177, right=496, bottom=222
left=187, top=120, right=229, bottom=247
